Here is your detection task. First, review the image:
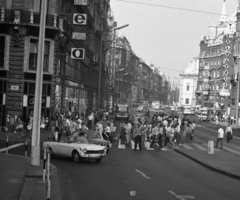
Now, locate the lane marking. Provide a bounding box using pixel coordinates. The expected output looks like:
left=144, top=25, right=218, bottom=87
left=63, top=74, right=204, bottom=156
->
left=182, top=144, right=193, bottom=150
left=197, top=124, right=240, bottom=140
left=192, top=143, right=207, bottom=150
left=161, top=147, right=169, bottom=151
left=169, top=191, right=196, bottom=200
left=135, top=169, right=151, bottom=179
left=118, top=139, right=125, bottom=149
left=222, top=146, right=240, bottom=155
left=0, top=143, right=24, bottom=152
left=232, top=145, right=240, bottom=150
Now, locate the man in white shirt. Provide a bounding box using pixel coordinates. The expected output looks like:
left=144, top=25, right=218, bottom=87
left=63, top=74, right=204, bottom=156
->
left=126, top=121, right=132, bottom=145
left=215, top=128, right=224, bottom=149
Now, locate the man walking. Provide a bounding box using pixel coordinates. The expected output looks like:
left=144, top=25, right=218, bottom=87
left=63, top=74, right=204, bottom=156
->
left=215, top=127, right=224, bottom=149
left=134, top=123, right=142, bottom=151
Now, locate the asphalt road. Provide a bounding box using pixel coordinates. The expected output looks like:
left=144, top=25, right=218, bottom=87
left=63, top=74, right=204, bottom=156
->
left=1, top=134, right=240, bottom=200
left=1, top=109, right=240, bottom=200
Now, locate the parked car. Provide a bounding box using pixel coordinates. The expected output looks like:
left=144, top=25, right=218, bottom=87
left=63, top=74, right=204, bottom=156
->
left=43, top=137, right=107, bottom=163
left=72, top=130, right=111, bottom=153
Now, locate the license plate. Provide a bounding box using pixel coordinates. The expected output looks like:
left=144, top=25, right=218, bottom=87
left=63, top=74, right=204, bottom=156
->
left=88, top=154, right=101, bottom=157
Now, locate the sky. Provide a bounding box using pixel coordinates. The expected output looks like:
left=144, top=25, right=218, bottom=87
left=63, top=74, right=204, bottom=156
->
left=110, top=0, right=237, bottom=81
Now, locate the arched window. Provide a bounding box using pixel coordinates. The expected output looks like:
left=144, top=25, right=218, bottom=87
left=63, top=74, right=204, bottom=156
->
left=185, top=98, right=189, bottom=104
left=186, top=85, right=190, bottom=91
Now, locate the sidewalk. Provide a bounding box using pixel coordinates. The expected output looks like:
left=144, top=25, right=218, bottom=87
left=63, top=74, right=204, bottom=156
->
left=175, top=135, right=240, bottom=180
left=0, top=153, right=62, bottom=200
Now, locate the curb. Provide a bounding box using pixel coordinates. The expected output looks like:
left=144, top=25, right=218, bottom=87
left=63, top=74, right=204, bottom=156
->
left=174, top=148, right=240, bottom=181
left=2, top=154, right=63, bottom=200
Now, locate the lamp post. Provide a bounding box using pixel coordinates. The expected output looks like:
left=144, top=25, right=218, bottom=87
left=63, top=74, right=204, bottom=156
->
left=30, top=0, right=47, bottom=166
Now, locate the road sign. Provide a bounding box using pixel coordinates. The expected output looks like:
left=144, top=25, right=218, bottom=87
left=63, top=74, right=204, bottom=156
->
left=73, top=13, right=87, bottom=25
left=71, top=48, right=85, bottom=59
left=74, top=0, right=88, bottom=6
left=11, top=85, right=19, bottom=91
left=72, top=32, right=86, bottom=40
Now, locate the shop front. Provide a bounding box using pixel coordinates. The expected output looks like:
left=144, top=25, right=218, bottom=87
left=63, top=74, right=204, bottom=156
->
left=55, top=80, right=88, bottom=115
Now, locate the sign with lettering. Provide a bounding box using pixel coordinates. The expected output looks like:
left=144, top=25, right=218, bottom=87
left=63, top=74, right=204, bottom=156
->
left=219, top=89, right=230, bottom=97
left=74, top=0, right=88, bottom=6
left=72, top=32, right=86, bottom=40
left=28, top=96, right=46, bottom=107
left=11, top=85, right=19, bottom=91
left=71, top=48, right=85, bottom=59
left=73, top=13, right=87, bottom=25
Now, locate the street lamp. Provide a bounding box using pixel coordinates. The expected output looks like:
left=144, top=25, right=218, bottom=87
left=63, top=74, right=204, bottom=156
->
left=30, top=0, right=47, bottom=166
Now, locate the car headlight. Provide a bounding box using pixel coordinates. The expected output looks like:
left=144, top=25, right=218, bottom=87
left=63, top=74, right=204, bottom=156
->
left=103, top=147, right=107, bottom=152
left=83, top=148, right=87, bottom=153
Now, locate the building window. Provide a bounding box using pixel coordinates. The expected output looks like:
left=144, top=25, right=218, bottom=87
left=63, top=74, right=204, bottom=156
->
left=186, top=85, right=190, bottom=91
left=185, top=98, right=189, bottom=104
left=29, top=39, right=50, bottom=71
left=0, top=36, right=5, bottom=68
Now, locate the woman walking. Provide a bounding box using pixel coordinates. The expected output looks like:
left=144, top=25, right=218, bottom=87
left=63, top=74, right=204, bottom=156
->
left=225, top=123, right=233, bottom=143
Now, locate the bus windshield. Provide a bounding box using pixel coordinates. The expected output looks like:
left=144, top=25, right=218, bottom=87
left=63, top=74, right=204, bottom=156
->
left=116, top=105, right=129, bottom=112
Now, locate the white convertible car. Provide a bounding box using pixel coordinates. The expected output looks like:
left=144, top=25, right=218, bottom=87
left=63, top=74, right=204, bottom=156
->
left=43, top=136, right=107, bottom=163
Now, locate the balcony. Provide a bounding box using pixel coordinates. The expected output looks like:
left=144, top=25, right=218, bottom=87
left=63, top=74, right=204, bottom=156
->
left=0, top=8, right=70, bottom=33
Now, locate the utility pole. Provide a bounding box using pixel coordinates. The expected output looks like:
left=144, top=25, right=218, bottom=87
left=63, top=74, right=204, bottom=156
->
left=30, top=0, right=47, bottom=166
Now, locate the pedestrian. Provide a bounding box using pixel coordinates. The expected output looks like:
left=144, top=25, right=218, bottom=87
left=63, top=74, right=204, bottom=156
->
left=164, top=124, right=173, bottom=147
left=48, top=117, right=56, bottom=140
left=6, top=115, right=10, bottom=132
left=15, top=115, right=24, bottom=138
left=225, top=123, right=233, bottom=143
left=120, top=122, right=127, bottom=144
left=215, top=127, right=224, bottom=149
left=105, top=122, right=112, bottom=142
left=133, top=123, right=142, bottom=151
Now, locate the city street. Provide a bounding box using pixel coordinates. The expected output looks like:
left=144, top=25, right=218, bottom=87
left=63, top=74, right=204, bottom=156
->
left=1, top=111, right=240, bottom=200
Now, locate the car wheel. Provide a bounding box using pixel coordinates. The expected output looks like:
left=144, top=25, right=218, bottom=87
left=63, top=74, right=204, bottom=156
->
left=72, top=151, right=80, bottom=163
left=48, top=147, right=54, bottom=158
left=95, top=158, right=102, bottom=163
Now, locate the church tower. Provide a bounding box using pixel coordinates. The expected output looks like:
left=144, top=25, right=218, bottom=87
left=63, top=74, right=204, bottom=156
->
left=219, top=0, right=227, bottom=25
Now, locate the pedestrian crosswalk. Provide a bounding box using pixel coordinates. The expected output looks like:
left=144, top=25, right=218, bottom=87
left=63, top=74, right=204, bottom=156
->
left=116, top=139, right=240, bottom=155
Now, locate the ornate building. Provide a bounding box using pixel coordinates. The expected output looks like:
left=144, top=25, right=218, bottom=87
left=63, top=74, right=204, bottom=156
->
left=196, top=0, right=236, bottom=114
left=0, top=0, right=110, bottom=126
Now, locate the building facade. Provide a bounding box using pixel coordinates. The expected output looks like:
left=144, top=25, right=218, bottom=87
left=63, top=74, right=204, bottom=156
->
left=196, top=0, right=236, bottom=114
left=179, top=58, right=199, bottom=107
left=0, top=0, right=110, bottom=126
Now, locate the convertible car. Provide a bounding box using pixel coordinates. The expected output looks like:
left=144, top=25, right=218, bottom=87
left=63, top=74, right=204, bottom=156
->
left=72, top=130, right=111, bottom=153
left=43, top=136, right=107, bottom=163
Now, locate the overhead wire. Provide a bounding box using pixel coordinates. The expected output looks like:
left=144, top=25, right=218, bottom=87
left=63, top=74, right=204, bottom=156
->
left=117, top=0, right=227, bottom=16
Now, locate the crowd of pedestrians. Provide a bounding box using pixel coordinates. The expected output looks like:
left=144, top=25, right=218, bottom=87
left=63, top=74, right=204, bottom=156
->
left=117, top=111, right=196, bottom=151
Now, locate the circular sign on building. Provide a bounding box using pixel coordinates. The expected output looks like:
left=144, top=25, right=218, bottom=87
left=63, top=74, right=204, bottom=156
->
left=202, top=70, right=210, bottom=78
left=202, top=82, right=210, bottom=91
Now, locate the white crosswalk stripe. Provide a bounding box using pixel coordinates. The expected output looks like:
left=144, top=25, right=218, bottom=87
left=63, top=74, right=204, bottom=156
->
left=118, top=140, right=125, bottom=149
left=182, top=143, right=193, bottom=150
left=192, top=143, right=207, bottom=150
left=0, top=143, right=24, bottom=152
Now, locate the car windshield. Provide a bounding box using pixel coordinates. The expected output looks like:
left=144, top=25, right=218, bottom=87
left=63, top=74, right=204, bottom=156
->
left=87, top=131, right=102, bottom=139
left=117, top=105, right=128, bottom=112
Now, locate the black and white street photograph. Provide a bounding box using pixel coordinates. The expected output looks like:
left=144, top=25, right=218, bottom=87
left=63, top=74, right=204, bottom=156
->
left=1, top=0, right=240, bottom=200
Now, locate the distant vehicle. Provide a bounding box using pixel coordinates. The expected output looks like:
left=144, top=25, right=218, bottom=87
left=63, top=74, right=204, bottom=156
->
left=198, top=107, right=211, bottom=121
left=137, top=105, right=144, bottom=112
left=141, top=101, right=149, bottom=107
left=152, top=101, right=160, bottom=110
left=115, top=104, right=130, bottom=120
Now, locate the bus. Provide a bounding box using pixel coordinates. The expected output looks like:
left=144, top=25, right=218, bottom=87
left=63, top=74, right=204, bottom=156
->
left=115, top=104, right=130, bottom=120
left=152, top=101, right=160, bottom=110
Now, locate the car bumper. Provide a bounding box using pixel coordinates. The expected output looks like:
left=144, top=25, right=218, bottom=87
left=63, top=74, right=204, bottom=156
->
left=81, top=153, right=106, bottom=158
